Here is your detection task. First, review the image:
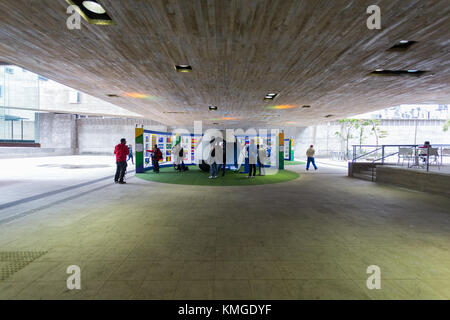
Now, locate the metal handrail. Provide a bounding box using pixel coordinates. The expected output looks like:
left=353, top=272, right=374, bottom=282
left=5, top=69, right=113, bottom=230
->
left=352, top=144, right=450, bottom=148
left=352, top=144, right=450, bottom=172
left=372, top=151, right=399, bottom=163
left=352, top=147, right=382, bottom=163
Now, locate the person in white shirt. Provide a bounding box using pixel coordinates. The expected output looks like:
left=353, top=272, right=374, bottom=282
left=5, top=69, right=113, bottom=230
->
left=257, top=144, right=268, bottom=176
left=248, top=139, right=258, bottom=178
left=172, top=142, right=186, bottom=171
left=172, top=143, right=181, bottom=171
left=306, top=145, right=318, bottom=171
left=235, top=140, right=246, bottom=172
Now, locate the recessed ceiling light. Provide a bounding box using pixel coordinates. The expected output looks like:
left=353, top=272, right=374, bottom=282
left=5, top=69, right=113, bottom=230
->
left=106, top=94, right=119, bottom=97
left=389, top=40, right=417, bottom=51
left=209, top=106, right=218, bottom=111
left=325, top=115, right=334, bottom=118
left=66, top=0, right=113, bottom=25
left=371, top=69, right=426, bottom=76
left=302, top=105, right=311, bottom=108
left=82, top=1, right=106, bottom=14
left=264, top=93, right=278, bottom=100
left=175, top=65, right=192, bottom=73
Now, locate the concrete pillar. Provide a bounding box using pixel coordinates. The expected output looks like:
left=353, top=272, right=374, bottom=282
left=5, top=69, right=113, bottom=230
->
left=39, top=113, right=77, bottom=155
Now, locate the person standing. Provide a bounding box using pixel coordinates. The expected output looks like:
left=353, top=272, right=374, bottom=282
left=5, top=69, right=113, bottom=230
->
left=220, top=140, right=226, bottom=177
left=178, top=145, right=186, bottom=171
left=216, top=140, right=226, bottom=177
left=235, top=140, right=246, bottom=172
left=248, top=140, right=257, bottom=178
left=172, top=142, right=181, bottom=171
left=127, top=144, right=134, bottom=165
left=306, top=145, right=318, bottom=171
left=258, top=144, right=267, bottom=176
left=149, top=144, right=162, bottom=173
left=114, top=138, right=129, bottom=184
left=209, top=138, right=218, bottom=179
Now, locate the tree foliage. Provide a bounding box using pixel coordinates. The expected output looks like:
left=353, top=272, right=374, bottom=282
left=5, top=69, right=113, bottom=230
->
left=444, top=119, right=450, bottom=132
left=335, top=118, right=388, bottom=160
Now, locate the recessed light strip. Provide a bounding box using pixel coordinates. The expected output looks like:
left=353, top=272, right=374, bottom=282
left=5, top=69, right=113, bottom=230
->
left=175, top=65, right=192, bottom=73
left=389, top=40, right=417, bottom=51
left=371, top=69, right=426, bottom=76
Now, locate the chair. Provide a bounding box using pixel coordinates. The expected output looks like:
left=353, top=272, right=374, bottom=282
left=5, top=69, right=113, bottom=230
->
left=398, top=147, right=413, bottom=166
left=421, top=147, right=441, bottom=170
left=442, top=148, right=450, bottom=157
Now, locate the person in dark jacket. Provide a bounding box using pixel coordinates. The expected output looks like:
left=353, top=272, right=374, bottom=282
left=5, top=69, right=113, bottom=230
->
left=148, top=144, right=163, bottom=173
left=114, top=138, right=129, bottom=184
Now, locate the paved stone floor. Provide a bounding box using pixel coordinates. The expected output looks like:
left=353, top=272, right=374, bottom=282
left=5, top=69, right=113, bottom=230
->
left=0, top=156, right=449, bottom=300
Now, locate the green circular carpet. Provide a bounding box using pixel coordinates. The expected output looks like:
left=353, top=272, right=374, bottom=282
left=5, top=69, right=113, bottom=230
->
left=285, top=161, right=305, bottom=166
left=136, top=166, right=300, bottom=186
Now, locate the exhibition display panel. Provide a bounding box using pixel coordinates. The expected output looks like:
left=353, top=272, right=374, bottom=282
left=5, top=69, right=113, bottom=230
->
left=136, top=128, right=283, bottom=174
left=284, top=138, right=294, bottom=161
left=140, top=130, right=199, bottom=172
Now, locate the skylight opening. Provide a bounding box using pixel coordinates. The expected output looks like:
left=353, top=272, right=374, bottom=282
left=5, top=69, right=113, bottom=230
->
left=66, top=0, right=114, bottom=25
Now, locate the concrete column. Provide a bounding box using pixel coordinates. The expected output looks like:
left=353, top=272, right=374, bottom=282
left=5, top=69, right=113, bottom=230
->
left=39, top=113, right=77, bottom=155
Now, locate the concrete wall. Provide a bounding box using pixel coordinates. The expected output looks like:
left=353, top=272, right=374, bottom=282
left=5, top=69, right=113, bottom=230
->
left=377, top=166, right=450, bottom=197
left=0, top=113, right=77, bottom=158
left=77, top=118, right=167, bottom=155
left=0, top=115, right=168, bottom=158
left=39, top=113, right=77, bottom=154
left=347, top=162, right=376, bottom=177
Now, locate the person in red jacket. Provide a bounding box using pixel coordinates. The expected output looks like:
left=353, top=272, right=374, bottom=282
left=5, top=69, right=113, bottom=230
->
left=148, top=144, right=163, bottom=173
left=114, top=138, right=129, bottom=184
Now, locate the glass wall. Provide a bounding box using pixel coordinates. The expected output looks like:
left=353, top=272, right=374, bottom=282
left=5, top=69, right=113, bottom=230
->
left=0, top=65, right=40, bottom=143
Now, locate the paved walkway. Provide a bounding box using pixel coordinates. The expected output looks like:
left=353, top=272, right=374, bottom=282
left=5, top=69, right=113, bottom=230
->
left=0, top=156, right=449, bottom=299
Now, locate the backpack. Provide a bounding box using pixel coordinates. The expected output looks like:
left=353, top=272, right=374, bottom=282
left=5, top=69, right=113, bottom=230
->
left=179, top=148, right=184, bottom=157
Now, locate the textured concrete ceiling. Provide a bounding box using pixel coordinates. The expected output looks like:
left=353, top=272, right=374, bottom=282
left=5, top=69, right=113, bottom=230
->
left=0, top=0, right=449, bottom=128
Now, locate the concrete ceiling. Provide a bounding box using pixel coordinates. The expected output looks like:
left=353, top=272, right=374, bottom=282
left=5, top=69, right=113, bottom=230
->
left=0, top=0, right=449, bottom=128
